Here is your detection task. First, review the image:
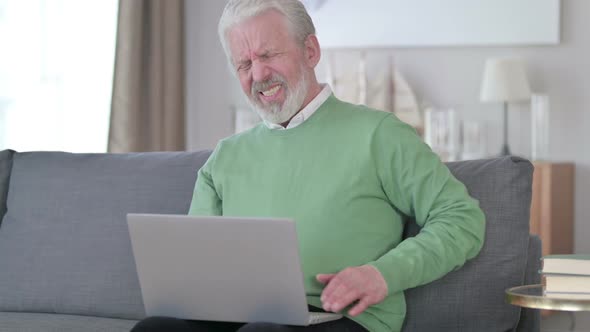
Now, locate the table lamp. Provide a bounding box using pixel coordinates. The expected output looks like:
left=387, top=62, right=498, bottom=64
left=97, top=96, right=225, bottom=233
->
left=480, top=58, right=531, bottom=155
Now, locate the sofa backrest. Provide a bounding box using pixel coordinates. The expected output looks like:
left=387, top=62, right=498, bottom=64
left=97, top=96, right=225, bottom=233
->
left=0, top=150, right=15, bottom=224
left=0, top=150, right=212, bottom=320
left=402, top=156, right=534, bottom=332
left=0, top=150, right=534, bottom=328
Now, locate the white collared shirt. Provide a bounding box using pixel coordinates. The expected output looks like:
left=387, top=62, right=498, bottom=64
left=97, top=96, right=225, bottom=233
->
left=264, top=84, right=332, bottom=130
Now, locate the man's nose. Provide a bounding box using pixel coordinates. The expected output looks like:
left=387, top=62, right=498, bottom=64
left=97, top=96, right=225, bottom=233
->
left=251, top=61, right=271, bottom=83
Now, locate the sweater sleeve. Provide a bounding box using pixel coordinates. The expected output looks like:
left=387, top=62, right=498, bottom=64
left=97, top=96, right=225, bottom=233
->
left=188, top=145, right=222, bottom=216
left=367, top=115, right=485, bottom=295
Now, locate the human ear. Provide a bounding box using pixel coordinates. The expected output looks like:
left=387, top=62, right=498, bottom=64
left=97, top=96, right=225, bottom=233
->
left=303, top=34, right=321, bottom=68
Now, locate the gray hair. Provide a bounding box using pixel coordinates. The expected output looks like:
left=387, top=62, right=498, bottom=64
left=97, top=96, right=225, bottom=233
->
left=218, top=0, right=316, bottom=63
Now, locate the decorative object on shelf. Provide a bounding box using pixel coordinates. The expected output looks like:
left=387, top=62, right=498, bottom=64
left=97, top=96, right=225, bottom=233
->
left=328, top=54, right=362, bottom=106
left=480, top=57, right=531, bottom=156
left=358, top=52, right=368, bottom=106
left=325, top=53, right=336, bottom=90
left=460, top=121, right=487, bottom=160
left=392, top=67, right=421, bottom=130
left=366, top=55, right=394, bottom=116
left=531, top=94, right=550, bottom=161
left=424, top=108, right=459, bottom=162
left=325, top=53, right=421, bottom=132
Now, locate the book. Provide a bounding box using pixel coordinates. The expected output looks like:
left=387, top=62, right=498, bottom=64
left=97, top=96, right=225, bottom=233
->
left=541, top=255, right=590, bottom=276
left=542, top=274, right=590, bottom=294
left=544, top=292, right=590, bottom=300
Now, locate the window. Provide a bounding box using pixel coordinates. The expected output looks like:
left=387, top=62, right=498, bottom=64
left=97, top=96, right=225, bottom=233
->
left=0, top=0, right=118, bottom=152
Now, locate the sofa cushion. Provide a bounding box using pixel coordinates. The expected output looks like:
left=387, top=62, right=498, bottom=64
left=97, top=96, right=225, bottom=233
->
left=402, top=156, right=533, bottom=332
left=0, top=149, right=15, bottom=224
left=0, top=312, right=137, bottom=332
left=0, top=151, right=212, bottom=320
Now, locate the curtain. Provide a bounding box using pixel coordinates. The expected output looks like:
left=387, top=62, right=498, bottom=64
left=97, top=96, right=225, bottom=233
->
left=108, top=0, right=185, bottom=152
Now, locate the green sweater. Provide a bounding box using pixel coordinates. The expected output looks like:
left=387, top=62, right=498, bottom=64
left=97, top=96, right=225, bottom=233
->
left=189, top=95, right=485, bottom=332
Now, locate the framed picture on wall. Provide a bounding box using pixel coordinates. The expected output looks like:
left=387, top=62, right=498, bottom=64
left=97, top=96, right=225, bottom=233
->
left=303, top=0, right=560, bottom=48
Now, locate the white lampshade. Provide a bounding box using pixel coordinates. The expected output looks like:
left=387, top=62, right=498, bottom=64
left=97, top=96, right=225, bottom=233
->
left=480, top=58, right=531, bottom=103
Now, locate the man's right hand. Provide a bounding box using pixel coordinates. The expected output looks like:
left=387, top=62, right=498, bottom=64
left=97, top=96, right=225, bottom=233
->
left=316, top=265, right=388, bottom=316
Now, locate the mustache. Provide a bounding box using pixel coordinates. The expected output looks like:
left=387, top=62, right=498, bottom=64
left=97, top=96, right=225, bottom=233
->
left=251, top=75, right=286, bottom=95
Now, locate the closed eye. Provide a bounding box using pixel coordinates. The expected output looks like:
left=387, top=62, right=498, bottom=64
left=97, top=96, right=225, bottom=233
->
left=237, top=60, right=252, bottom=71
left=260, top=51, right=282, bottom=61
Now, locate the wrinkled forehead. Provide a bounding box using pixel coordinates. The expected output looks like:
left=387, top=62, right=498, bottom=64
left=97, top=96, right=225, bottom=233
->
left=227, top=10, right=297, bottom=62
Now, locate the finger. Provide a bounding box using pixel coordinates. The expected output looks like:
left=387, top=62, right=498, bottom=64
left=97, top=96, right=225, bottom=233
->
left=316, top=274, right=335, bottom=284
left=348, top=297, right=371, bottom=317
left=330, top=287, right=361, bottom=313
left=320, top=273, right=343, bottom=302
left=323, top=282, right=350, bottom=312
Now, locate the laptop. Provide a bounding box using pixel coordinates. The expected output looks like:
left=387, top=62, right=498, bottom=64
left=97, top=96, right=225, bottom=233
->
left=127, top=214, right=343, bottom=326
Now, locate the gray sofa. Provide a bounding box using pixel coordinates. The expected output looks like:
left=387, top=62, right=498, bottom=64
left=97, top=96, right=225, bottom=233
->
left=0, top=149, right=540, bottom=332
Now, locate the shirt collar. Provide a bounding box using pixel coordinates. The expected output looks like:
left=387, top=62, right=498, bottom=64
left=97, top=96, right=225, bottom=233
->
left=264, top=84, right=332, bottom=130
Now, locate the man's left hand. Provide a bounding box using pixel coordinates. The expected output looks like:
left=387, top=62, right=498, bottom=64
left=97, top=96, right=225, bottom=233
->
left=316, top=265, right=388, bottom=316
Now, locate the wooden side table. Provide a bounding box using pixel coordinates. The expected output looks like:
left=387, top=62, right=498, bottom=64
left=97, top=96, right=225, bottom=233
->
left=529, top=162, right=575, bottom=257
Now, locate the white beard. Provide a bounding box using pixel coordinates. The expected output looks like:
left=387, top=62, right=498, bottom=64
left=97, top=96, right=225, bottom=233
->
left=247, top=68, right=309, bottom=125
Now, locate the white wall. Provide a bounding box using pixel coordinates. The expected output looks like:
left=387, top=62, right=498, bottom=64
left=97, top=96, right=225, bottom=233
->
left=185, top=1, right=590, bottom=253
left=185, top=0, right=239, bottom=151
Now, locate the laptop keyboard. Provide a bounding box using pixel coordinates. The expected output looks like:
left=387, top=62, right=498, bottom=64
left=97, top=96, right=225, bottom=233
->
left=308, top=312, right=343, bottom=325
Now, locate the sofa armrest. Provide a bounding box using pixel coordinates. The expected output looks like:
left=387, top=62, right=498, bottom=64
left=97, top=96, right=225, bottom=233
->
left=0, top=150, right=16, bottom=223
left=402, top=157, right=534, bottom=331
left=516, top=235, right=542, bottom=332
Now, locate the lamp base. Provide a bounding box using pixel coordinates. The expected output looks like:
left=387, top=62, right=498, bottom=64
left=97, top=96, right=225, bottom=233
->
left=500, top=102, right=511, bottom=156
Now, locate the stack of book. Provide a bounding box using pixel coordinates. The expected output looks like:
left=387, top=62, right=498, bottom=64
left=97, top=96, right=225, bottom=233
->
left=541, top=254, right=590, bottom=299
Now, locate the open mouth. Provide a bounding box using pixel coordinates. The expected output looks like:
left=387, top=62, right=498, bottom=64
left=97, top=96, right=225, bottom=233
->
left=260, top=84, right=281, bottom=97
